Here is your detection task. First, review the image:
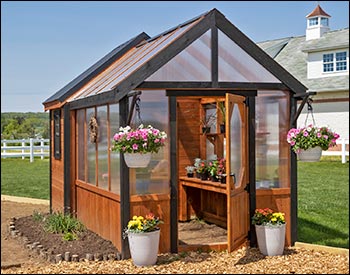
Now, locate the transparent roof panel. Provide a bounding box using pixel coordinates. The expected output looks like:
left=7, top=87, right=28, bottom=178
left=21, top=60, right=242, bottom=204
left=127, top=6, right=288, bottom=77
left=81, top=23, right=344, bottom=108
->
left=146, top=30, right=211, bottom=81
left=69, top=19, right=201, bottom=101
left=218, top=30, right=281, bottom=83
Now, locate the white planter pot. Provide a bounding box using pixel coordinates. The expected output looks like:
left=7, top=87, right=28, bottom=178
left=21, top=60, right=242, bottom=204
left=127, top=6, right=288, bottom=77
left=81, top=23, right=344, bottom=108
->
left=255, top=223, right=286, bottom=256
left=298, top=146, right=322, bottom=162
left=124, top=152, right=151, bottom=168
left=128, top=230, right=160, bottom=266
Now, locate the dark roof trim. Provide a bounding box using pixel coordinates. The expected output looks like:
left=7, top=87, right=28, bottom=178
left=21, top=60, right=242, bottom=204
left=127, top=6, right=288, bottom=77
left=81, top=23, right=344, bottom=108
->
left=43, top=32, right=150, bottom=105
left=215, top=10, right=308, bottom=94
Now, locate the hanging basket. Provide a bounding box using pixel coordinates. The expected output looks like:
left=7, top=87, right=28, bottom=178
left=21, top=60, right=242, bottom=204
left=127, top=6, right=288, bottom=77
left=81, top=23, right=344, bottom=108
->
left=298, top=146, right=322, bottom=162
left=124, top=152, right=151, bottom=168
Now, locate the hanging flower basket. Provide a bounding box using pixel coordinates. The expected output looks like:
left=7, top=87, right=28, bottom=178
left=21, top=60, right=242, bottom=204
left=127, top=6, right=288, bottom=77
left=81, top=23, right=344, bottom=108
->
left=298, top=146, right=322, bottom=162
left=286, top=124, right=339, bottom=162
left=124, top=152, right=152, bottom=168
left=112, top=124, right=167, bottom=168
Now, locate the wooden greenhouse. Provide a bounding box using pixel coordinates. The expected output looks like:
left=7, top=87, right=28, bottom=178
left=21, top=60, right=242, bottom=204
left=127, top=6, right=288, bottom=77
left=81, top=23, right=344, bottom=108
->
left=43, top=9, right=308, bottom=258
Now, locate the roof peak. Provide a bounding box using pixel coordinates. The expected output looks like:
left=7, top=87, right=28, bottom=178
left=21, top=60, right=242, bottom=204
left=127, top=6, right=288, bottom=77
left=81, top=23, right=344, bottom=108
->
left=306, top=4, right=331, bottom=18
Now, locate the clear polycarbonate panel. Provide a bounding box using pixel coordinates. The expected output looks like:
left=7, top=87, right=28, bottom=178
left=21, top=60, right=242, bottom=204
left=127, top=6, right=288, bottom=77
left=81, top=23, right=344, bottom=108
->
left=77, top=109, right=85, bottom=181
left=71, top=20, right=200, bottom=101
left=230, top=103, right=242, bottom=188
left=255, top=90, right=289, bottom=189
left=109, top=104, right=121, bottom=194
left=146, top=30, right=211, bottom=81
left=129, top=90, right=170, bottom=195
left=86, top=108, right=96, bottom=185
left=218, top=30, right=281, bottom=83
left=97, top=106, right=108, bottom=190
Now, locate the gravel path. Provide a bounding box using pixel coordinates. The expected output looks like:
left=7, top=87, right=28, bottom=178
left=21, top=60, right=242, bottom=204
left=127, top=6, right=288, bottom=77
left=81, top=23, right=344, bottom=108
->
left=1, top=199, right=349, bottom=274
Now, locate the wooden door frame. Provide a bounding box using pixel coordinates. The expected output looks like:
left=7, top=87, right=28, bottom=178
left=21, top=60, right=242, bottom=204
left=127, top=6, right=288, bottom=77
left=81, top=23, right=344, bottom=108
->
left=167, top=90, right=256, bottom=253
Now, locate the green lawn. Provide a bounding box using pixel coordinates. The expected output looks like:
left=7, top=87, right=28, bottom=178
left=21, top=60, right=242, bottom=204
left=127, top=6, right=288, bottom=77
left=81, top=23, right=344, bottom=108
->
left=1, top=157, right=349, bottom=248
left=297, top=158, right=349, bottom=248
left=1, top=158, right=49, bottom=200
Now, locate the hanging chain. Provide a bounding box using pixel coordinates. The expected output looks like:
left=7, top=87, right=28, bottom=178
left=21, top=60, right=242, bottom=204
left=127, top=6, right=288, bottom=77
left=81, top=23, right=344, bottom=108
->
left=304, top=98, right=316, bottom=127
left=133, top=96, right=144, bottom=127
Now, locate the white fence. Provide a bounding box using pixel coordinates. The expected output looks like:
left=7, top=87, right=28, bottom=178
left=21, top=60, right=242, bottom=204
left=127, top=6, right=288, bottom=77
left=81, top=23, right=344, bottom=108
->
left=322, top=138, right=349, bottom=164
left=1, top=138, right=50, bottom=162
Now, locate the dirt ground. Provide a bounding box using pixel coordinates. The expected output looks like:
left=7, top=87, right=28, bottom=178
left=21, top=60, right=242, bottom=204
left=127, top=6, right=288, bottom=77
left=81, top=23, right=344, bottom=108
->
left=1, top=201, right=49, bottom=268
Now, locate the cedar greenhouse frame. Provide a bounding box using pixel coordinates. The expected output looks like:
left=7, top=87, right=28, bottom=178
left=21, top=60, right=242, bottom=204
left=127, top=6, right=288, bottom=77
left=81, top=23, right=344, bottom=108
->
left=43, top=9, right=309, bottom=259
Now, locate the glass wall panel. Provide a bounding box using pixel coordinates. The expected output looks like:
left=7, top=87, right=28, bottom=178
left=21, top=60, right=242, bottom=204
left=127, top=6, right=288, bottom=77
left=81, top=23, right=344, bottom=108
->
left=146, top=30, right=211, bottom=81
left=256, top=90, right=290, bottom=189
left=77, top=109, right=85, bottom=181
left=129, top=90, right=170, bottom=195
left=86, top=108, right=96, bottom=185
left=109, top=104, right=121, bottom=194
left=97, top=106, right=108, bottom=190
left=218, top=30, right=281, bottom=83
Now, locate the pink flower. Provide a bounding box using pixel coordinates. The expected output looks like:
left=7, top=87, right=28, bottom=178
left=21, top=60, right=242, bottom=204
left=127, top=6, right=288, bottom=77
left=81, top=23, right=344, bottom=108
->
left=132, top=144, right=138, bottom=150
left=303, top=131, right=309, bottom=137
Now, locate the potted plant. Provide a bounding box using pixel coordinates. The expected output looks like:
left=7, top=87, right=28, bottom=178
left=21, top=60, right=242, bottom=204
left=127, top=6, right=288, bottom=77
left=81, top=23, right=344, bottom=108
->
left=185, top=166, right=195, bottom=177
left=195, top=159, right=209, bottom=180
left=287, top=124, right=339, bottom=162
left=207, top=160, right=219, bottom=182
left=112, top=124, right=167, bottom=168
left=124, top=213, right=164, bottom=266
left=200, top=112, right=216, bottom=134
left=251, top=208, right=286, bottom=256
left=217, top=158, right=226, bottom=183
left=218, top=101, right=226, bottom=133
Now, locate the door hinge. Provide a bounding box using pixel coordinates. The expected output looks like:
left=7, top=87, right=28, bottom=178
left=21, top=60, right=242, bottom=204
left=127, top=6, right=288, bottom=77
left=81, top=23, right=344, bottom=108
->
left=244, top=183, right=250, bottom=192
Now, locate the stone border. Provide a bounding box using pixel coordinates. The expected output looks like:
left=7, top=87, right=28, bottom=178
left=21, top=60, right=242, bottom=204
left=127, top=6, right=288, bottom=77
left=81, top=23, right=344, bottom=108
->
left=8, top=217, right=122, bottom=264
left=294, top=242, right=349, bottom=256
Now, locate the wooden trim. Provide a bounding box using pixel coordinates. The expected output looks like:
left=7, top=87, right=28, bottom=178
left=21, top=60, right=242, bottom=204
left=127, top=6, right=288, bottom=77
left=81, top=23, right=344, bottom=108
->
left=139, top=81, right=288, bottom=90
left=256, top=188, right=291, bottom=196
left=130, top=194, right=170, bottom=202
left=178, top=242, right=227, bottom=253
left=63, top=104, right=71, bottom=213
left=75, top=180, right=121, bottom=202
left=169, top=95, right=178, bottom=253
left=214, top=10, right=307, bottom=94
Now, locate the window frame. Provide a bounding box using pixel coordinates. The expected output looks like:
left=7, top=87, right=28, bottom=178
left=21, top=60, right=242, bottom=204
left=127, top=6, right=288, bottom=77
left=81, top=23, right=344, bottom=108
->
left=323, top=51, right=348, bottom=73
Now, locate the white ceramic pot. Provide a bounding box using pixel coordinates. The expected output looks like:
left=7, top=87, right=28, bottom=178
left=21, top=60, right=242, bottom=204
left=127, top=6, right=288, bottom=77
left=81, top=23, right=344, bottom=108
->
left=124, top=152, right=151, bottom=168
left=255, top=223, right=286, bottom=256
left=298, top=146, right=322, bottom=162
left=128, top=230, right=160, bottom=266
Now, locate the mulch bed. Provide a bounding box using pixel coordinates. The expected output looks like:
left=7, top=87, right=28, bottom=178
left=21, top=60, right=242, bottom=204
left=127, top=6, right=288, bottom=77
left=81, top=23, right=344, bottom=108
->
left=12, top=214, right=120, bottom=262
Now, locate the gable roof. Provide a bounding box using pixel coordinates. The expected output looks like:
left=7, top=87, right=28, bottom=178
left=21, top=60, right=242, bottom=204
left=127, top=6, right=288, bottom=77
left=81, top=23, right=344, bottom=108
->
left=43, top=8, right=307, bottom=110
left=258, top=28, right=349, bottom=93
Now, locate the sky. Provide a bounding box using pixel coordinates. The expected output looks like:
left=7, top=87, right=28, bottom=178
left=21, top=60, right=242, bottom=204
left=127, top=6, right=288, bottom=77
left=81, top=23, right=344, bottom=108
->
left=1, top=1, right=349, bottom=113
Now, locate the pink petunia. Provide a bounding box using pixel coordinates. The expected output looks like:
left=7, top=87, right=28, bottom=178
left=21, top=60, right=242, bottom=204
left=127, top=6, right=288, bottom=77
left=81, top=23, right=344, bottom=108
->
left=132, top=144, right=138, bottom=150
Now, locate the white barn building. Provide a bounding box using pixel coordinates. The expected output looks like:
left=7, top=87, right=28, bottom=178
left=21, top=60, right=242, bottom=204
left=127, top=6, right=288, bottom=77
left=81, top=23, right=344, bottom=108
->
left=257, top=4, right=349, bottom=153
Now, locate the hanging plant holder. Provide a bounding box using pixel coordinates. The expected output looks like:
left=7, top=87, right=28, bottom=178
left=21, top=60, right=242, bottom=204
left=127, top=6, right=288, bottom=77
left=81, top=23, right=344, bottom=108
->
left=124, top=152, right=152, bottom=168
left=298, top=146, right=322, bottom=162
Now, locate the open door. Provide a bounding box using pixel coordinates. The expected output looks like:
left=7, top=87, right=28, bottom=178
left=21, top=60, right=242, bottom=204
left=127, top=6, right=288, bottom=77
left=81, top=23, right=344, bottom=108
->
left=225, top=93, right=249, bottom=252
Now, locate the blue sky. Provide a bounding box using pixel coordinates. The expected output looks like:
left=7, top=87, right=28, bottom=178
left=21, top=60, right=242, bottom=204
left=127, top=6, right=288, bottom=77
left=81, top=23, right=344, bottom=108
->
left=1, top=1, right=349, bottom=112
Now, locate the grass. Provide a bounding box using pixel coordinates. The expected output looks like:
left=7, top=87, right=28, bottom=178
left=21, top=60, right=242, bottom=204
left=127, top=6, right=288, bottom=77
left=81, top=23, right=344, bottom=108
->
left=1, top=157, right=349, bottom=248
left=1, top=158, right=49, bottom=200
left=297, top=157, right=349, bottom=249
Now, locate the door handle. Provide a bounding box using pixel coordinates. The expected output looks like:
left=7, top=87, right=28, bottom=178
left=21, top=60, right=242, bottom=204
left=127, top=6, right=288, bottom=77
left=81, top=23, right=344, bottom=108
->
left=230, top=173, right=236, bottom=183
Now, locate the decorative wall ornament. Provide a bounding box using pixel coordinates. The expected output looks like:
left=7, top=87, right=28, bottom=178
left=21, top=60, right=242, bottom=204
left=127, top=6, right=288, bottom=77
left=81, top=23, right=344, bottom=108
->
left=89, top=116, right=98, bottom=143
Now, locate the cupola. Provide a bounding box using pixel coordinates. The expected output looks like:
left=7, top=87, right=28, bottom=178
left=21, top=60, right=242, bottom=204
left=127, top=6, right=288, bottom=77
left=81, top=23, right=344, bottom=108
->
left=306, top=4, right=331, bottom=40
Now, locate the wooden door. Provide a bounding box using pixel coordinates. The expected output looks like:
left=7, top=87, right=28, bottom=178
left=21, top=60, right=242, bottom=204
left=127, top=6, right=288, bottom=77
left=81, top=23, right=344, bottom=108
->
left=225, top=93, right=249, bottom=252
